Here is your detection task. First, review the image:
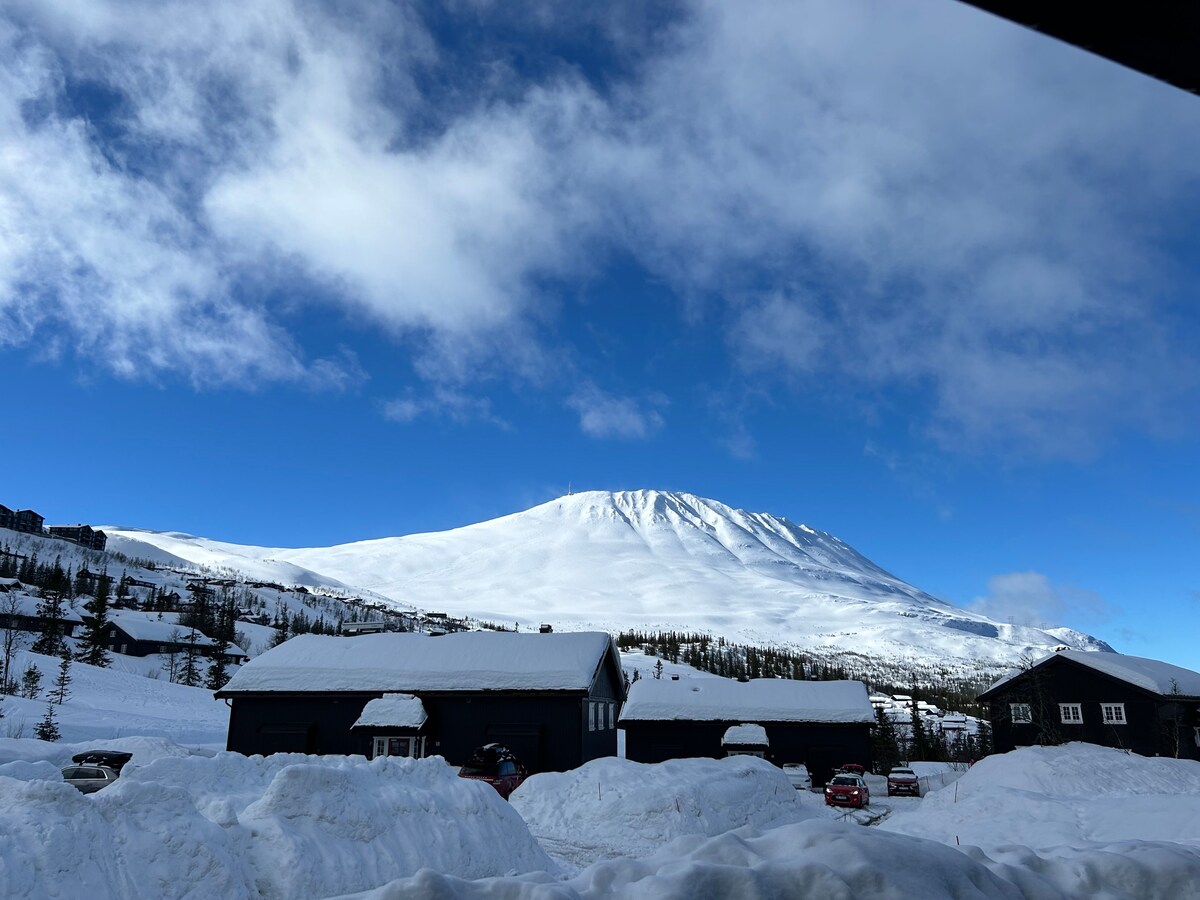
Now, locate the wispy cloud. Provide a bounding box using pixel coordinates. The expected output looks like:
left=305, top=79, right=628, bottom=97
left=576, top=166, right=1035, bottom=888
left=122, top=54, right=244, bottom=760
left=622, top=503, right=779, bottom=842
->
left=968, top=571, right=1119, bottom=629
left=382, top=388, right=508, bottom=429
left=568, top=385, right=664, bottom=439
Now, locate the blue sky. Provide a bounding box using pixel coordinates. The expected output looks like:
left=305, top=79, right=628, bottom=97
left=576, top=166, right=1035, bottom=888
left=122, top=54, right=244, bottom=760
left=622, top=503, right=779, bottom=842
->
left=2, top=1, right=1198, bottom=669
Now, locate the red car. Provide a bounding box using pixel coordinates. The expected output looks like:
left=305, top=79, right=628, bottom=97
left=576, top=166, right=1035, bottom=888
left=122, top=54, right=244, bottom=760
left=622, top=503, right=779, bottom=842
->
left=836, top=763, right=866, bottom=778
left=824, top=773, right=870, bottom=808
left=458, top=743, right=527, bottom=799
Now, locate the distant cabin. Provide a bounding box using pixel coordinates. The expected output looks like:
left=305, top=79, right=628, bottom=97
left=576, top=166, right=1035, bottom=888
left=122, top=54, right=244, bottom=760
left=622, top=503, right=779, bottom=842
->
left=215, top=631, right=625, bottom=773
left=619, top=677, right=875, bottom=783
left=978, top=649, right=1200, bottom=760
left=339, top=621, right=390, bottom=636
left=0, top=591, right=85, bottom=637
left=102, top=611, right=248, bottom=663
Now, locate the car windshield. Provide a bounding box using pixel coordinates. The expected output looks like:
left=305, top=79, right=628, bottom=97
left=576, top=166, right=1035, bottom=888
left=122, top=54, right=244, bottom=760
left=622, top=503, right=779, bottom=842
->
left=830, top=776, right=858, bottom=786
left=459, top=763, right=496, bottom=776
left=891, top=769, right=915, bottom=776
left=63, top=767, right=102, bottom=779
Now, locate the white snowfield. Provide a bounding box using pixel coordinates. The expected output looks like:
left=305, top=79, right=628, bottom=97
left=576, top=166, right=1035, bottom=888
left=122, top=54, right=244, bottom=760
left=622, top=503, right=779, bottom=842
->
left=620, top=676, right=875, bottom=723
left=103, top=490, right=1115, bottom=673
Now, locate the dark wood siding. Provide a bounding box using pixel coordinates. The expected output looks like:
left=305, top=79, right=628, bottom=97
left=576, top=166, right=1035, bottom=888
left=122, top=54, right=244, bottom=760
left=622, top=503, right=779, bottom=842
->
left=226, top=689, right=618, bottom=773
left=981, top=655, right=1200, bottom=761
left=622, top=720, right=872, bottom=784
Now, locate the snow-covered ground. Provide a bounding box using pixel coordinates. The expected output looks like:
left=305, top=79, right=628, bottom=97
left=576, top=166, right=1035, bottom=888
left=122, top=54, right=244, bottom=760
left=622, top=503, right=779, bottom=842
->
left=0, top=737, right=1197, bottom=898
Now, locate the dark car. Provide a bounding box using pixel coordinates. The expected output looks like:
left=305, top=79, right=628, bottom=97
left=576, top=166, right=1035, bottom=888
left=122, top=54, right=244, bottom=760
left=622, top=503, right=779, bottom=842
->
left=836, top=763, right=866, bottom=778
left=458, top=743, right=527, bottom=799
left=824, top=773, right=870, bottom=808
left=887, top=766, right=921, bottom=797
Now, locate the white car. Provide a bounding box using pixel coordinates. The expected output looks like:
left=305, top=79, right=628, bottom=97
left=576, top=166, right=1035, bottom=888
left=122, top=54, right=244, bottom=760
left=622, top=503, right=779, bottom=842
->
left=782, top=763, right=812, bottom=790
left=61, top=764, right=121, bottom=794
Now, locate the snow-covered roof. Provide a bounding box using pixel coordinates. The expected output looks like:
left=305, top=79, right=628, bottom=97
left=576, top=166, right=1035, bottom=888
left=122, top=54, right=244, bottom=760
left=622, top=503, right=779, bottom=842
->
left=108, top=611, right=215, bottom=646
left=0, top=593, right=85, bottom=623
left=219, top=632, right=617, bottom=694
left=721, top=724, right=769, bottom=747
left=620, top=678, right=875, bottom=724
left=107, top=611, right=248, bottom=657
left=983, top=649, right=1200, bottom=698
left=353, top=693, right=428, bottom=729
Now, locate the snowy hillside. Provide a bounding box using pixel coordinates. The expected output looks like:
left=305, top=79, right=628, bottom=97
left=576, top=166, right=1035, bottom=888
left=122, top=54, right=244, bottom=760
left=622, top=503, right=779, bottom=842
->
left=104, top=490, right=1114, bottom=680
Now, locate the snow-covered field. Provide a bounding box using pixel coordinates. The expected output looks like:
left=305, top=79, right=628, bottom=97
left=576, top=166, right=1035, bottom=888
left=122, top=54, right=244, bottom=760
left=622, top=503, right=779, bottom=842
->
left=2, top=734, right=1199, bottom=898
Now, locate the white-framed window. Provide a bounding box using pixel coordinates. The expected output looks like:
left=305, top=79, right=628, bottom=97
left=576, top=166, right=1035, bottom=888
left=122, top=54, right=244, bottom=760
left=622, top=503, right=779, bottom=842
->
left=1059, top=703, right=1083, bottom=724
left=1101, top=703, right=1127, bottom=725
left=1193, top=727, right=1200, bottom=748
left=373, top=736, right=417, bottom=759
left=608, top=702, right=615, bottom=729
left=1010, top=703, right=1032, bottom=724
left=588, top=701, right=597, bottom=731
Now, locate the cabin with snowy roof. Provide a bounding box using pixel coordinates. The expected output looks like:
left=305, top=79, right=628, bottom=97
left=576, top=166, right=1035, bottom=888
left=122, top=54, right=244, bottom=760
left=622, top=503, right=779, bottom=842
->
left=102, top=611, right=249, bottom=663
left=619, top=677, right=875, bottom=783
left=215, top=631, right=625, bottom=773
left=978, top=649, right=1200, bottom=760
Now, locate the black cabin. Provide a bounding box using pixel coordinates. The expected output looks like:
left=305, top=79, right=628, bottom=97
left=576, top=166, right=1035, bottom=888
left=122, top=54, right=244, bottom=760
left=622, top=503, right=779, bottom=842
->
left=619, top=677, right=875, bottom=784
left=215, top=631, right=626, bottom=773
left=978, top=649, right=1200, bottom=760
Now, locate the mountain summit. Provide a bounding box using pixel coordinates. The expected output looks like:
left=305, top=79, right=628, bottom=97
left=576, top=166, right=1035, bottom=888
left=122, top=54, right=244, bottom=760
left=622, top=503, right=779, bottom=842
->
left=106, top=490, right=1111, bottom=678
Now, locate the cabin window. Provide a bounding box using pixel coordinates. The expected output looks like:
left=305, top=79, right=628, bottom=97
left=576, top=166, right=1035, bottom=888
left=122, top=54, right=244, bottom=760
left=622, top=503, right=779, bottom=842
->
left=1010, top=703, right=1032, bottom=724
left=373, top=737, right=417, bottom=758
left=1101, top=703, right=1126, bottom=725
left=607, top=702, right=614, bottom=729
left=1059, top=703, right=1083, bottom=724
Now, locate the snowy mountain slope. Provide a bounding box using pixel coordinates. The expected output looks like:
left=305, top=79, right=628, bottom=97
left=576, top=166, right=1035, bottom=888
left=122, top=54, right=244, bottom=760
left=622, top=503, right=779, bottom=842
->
left=103, top=491, right=1112, bottom=676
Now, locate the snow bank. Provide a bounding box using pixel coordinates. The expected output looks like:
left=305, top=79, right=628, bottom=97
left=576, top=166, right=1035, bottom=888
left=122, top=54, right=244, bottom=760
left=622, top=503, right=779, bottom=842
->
left=882, top=743, right=1200, bottom=849
left=0, top=752, right=554, bottom=899
left=346, top=819, right=1116, bottom=900
left=510, top=755, right=812, bottom=863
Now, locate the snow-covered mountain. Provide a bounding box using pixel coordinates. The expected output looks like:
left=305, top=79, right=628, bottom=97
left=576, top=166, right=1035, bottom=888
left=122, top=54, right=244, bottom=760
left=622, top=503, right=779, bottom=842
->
left=104, top=490, right=1113, bottom=678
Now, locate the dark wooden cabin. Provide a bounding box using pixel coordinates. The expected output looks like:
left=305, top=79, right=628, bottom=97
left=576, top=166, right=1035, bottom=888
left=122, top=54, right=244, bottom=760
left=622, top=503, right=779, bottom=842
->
left=102, top=611, right=249, bottom=663
left=619, top=677, right=875, bottom=783
left=215, top=631, right=626, bottom=773
left=978, top=649, right=1200, bottom=760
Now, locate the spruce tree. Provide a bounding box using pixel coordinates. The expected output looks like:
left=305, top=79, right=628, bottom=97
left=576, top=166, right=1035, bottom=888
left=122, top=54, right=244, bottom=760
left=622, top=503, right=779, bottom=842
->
left=31, top=594, right=67, bottom=657
left=179, top=628, right=202, bottom=687
left=205, top=638, right=230, bottom=691
left=52, top=648, right=72, bottom=705
left=20, top=663, right=42, bottom=700
left=34, top=701, right=60, bottom=742
left=76, top=581, right=111, bottom=668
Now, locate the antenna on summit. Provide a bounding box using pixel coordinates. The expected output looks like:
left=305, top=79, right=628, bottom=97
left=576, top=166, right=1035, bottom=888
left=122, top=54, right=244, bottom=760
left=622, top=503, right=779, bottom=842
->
left=567, top=481, right=572, bottom=496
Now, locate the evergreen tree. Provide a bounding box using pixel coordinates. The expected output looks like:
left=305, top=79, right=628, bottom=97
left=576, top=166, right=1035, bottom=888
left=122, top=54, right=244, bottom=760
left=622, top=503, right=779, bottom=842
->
left=34, top=701, right=60, bottom=742
left=872, top=706, right=901, bottom=771
left=52, top=648, right=72, bottom=705
left=179, top=628, right=202, bottom=687
left=20, top=663, right=42, bottom=700
left=76, top=578, right=112, bottom=667
left=31, top=594, right=67, bottom=657
left=205, top=638, right=231, bottom=691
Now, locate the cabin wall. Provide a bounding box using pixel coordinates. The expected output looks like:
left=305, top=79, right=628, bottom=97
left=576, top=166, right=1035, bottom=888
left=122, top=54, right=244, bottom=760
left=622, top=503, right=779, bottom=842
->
left=984, top=658, right=1200, bottom=760
left=621, top=720, right=872, bottom=783
left=226, top=690, right=619, bottom=772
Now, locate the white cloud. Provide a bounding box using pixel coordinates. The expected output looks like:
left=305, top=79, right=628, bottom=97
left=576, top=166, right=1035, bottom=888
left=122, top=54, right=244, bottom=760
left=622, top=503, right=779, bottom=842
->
left=568, top=385, right=664, bottom=440
left=382, top=388, right=508, bottom=428
left=1, top=0, right=1198, bottom=453
left=969, top=571, right=1118, bottom=628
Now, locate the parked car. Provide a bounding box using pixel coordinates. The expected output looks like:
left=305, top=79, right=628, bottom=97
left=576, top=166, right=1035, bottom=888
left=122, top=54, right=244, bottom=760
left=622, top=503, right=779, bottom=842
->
left=457, top=743, right=527, bottom=799
left=62, top=750, right=133, bottom=794
left=836, top=762, right=866, bottom=778
left=782, top=763, right=812, bottom=791
left=887, top=766, right=921, bottom=797
left=61, top=764, right=121, bottom=794
left=71, top=750, right=133, bottom=774
left=824, top=773, right=870, bottom=808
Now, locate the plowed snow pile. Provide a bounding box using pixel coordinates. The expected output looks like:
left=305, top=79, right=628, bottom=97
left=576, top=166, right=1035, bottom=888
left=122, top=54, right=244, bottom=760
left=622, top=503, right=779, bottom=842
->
left=510, top=755, right=813, bottom=862
left=0, top=753, right=553, bottom=899
left=881, top=742, right=1200, bottom=849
